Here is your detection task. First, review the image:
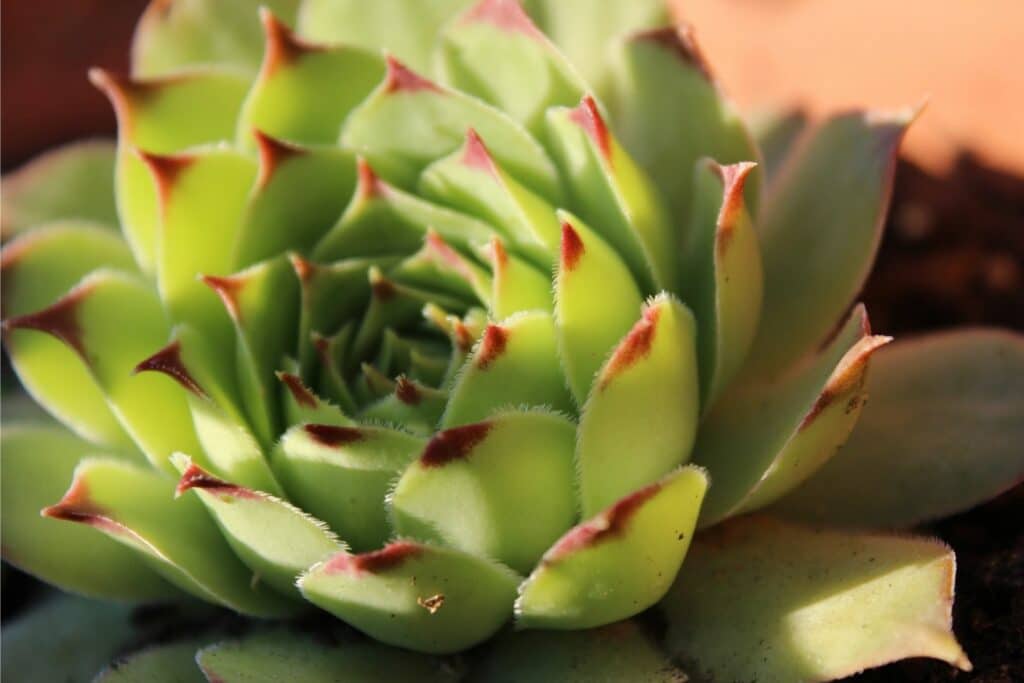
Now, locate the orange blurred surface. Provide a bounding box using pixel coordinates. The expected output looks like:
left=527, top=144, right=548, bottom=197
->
left=673, top=0, right=1024, bottom=175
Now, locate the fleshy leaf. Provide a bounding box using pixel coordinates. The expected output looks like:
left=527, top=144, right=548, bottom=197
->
left=439, top=0, right=586, bottom=134
left=96, top=639, right=208, bottom=683
left=749, top=108, right=808, bottom=186
left=296, top=0, right=472, bottom=74
left=745, top=108, right=915, bottom=379
left=2, top=223, right=137, bottom=447
left=299, top=541, right=520, bottom=653
left=391, top=229, right=493, bottom=306
left=545, top=96, right=675, bottom=291
left=237, top=12, right=384, bottom=148
left=391, top=410, right=577, bottom=574
left=680, top=160, right=763, bottom=406
left=441, top=310, right=575, bottom=427
left=693, top=305, right=891, bottom=526
left=608, top=26, right=761, bottom=246
left=475, top=621, right=688, bottom=682
left=555, top=212, right=643, bottom=404
left=483, top=238, right=553, bottom=319
left=4, top=270, right=204, bottom=475
left=775, top=329, right=1024, bottom=528
left=171, top=454, right=342, bottom=598
left=196, top=629, right=461, bottom=682
left=1, top=141, right=118, bottom=237
left=340, top=57, right=562, bottom=201
left=516, top=466, right=707, bottom=629
left=273, top=423, right=424, bottom=551
left=131, top=0, right=300, bottom=77
left=662, top=516, right=971, bottom=681
left=1, top=425, right=175, bottom=602
left=576, top=294, right=699, bottom=516
left=42, top=458, right=296, bottom=617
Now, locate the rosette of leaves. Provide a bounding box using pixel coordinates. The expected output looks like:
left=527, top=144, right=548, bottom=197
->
left=2, top=1, right=1023, bottom=681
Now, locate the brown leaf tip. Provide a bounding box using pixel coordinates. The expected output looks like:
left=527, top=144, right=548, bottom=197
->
left=453, top=320, right=475, bottom=352
left=176, top=462, right=258, bottom=500
left=799, top=333, right=892, bottom=430
left=322, top=542, right=422, bottom=575
left=288, top=252, right=316, bottom=284
left=489, top=237, right=509, bottom=273
left=395, top=376, right=422, bottom=405
left=369, top=270, right=398, bottom=302
left=421, top=422, right=492, bottom=467
left=41, top=478, right=126, bottom=537
left=305, top=423, right=365, bottom=447
left=201, top=274, right=246, bottom=321
left=633, top=25, right=713, bottom=82
left=384, top=56, right=442, bottom=95
left=461, top=0, right=542, bottom=38
left=260, top=8, right=319, bottom=77
left=356, top=157, right=390, bottom=201
left=461, top=128, right=498, bottom=175
left=253, top=130, right=305, bottom=188
left=568, top=95, right=612, bottom=160
left=135, top=149, right=195, bottom=208
left=134, top=340, right=207, bottom=398
left=547, top=483, right=661, bottom=561
left=3, top=284, right=92, bottom=360
left=560, top=221, right=585, bottom=272
left=709, top=160, right=757, bottom=249
left=277, top=371, right=317, bottom=408
left=600, top=305, right=661, bottom=388
left=476, top=324, right=509, bottom=369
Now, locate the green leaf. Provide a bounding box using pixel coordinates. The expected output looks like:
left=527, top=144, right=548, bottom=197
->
left=749, top=108, right=808, bottom=186
left=2, top=223, right=136, bottom=447
left=341, top=57, right=562, bottom=201
left=483, top=238, right=553, bottom=319
left=296, top=0, right=472, bottom=74
left=273, top=423, right=424, bottom=552
left=474, top=621, right=688, bottom=682
left=196, top=629, right=461, bottom=682
left=607, top=26, right=761, bottom=244
left=438, top=0, right=586, bottom=135
left=237, top=11, right=384, bottom=148
left=422, top=304, right=488, bottom=389
left=661, top=516, right=971, bottom=682
left=441, top=311, right=574, bottom=427
left=276, top=365, right=354, bottom=429
left=775, top=329, right=1024, bottom=528
left=391, top=410, right=577, bottom=574
left=91, top=69, right=249, bottom=274
left=744, top=108, right=915, bottom=379
left=693, top=305, right=891, bottom=526
left=576, top=293, right=698, bottom=517
left=359, top=377, right=449, bottom=436
left=1, top=141, right=118, bottom=237
left=171, top=454, right=342, bottom=598
left=132, top=0, right=300, bottom=77
left=42, top=458, right=296, bottom=617
left=545, top=96, right=675, bottom=292
left=4, top=270, right=204, bottom=475
left=680, top=160, right=763, bottom=406
left=555, top=211, right=643, bottom=404
left=96, top=639, right=208, bottom=683
left=299, top=541, right=520, bottom=653
left=390, top=229, right=493, bottom=307
left=1, top=425, right=175, bottom=602
left=516, top=466, right=707, bottom=630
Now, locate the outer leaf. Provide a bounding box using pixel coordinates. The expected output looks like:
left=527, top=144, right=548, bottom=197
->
left=1, top=141, right=118, bottom=237
left=2, top=223, right=136, bottom=447
left=693, top=305, right=891, bottom=526
left=340, top=57, right=562, bottom=201
left=296, top=0, right=472, bottom=74
left=442, top=311, right=574, bottom=427
left=42, top=458, right=295, bottom=617
left=273, top=423, right=424, bottom=552
left=749, top=108, right=808, bottom=186
left=474, top=622, right=688, bottom=682
left=96, top=639, right=208, bottom=683
left=608, top=27, right=761, bottom=247
left=1, top=425, right=174, bottom=602
left=516, top=466, right=707, bottom=630
left=171, top=455, right=342, bottom=598
left=662, top=516, right=971, bottom=682
left=555, top=212, right=643, bottom=404
left=197, top=630, right=461, bottom=683
left=745, top=108, right=915, bottom=379
left=132, top=0, right=300, bottom=77
left=576, top=294, right=698, bottom=516
left=391, top=410, right=577, bottom=574
left=775, top=329, right=1024, bottom=528
left=299, top=541, right=520, bottom=653
left=680, top=160, right=763, bottom=406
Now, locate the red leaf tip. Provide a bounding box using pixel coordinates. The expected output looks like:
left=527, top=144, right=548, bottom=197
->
left=568, top=95, right=612, bottom=160
left=420, top=422, right=493, bottom=468
left=600, top=304, right=662, bottom=388
left=395, top=376, right=422, bottom=405
left=547, top=483, right=661, bottom=562
left=134, top=339, right=207, bottom=398
left=322, top=542, right=423, bottom=575
left=135, top=149, right=195, bottom=208
left=461, top=128, right=498, bottom=175
left=2, top=284, right=92, bottom=360
left=356, top=157, right=390, bottom=200
left=560, top=221, right=585, bottom=272
left=176, top=462, right=257, bottom=500
left=277, top=371, right=317, bottom=408
left=200, top=274, right=246, bottom=321
left=253, top=130, right=304, bottom=188
left=476, top=324, right=509, bottom=369
left=461, top=0, right=542, bottom=38
left=260, top=8, right=319, bottom=77
left=384, top=56, right=442, bottom=94
left=304, top=423, right=365, bottom=447
left=632, top=25, right=713, bottom=82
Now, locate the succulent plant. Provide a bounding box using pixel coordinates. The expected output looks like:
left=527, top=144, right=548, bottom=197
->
left=3, top=0, right=1023, bottom=681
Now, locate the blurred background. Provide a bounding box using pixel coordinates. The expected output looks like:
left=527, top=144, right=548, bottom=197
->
left=2, top=1, right=1021, bottom=680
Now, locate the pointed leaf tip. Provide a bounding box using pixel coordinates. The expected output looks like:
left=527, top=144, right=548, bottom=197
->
left=3, top=283, right=92, bottom=360
left=709, top=160, right=758, bottom=238
left=420, top=422, right=493, bottom=468
left=461, top=128, right=498, bottom=175
left=260, top=7, right=318, bottom=76
left=303, top=423, right=365, bottom=447
left=199, top=273, right=245, bottom=321
left=476, top=324, right=509, bottom=369
left=600, top=304, right=660, bottom=388
left=175, top=460, right=259, bottom=499
left=461, top=0, right=542, bottom=38
left=319, top=542, right=423, bottom=576
left=253, top=129, right=304, bottom=188
left=134, top=148, right=195, bottom=207
left=133, top=339, right=207, bottom=398
left=568, top=95, right=612, bottom=160
left=356, top=157, right=390, bottom=200
left=546, top=482, right=660, bottom=562
left=799, top=333, right=893, bottom=430
left=631, top=25, right=713, bottom=81
left=277, top=371, right=316, bottom=408
left=384, top=55, right=442, bottom=94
